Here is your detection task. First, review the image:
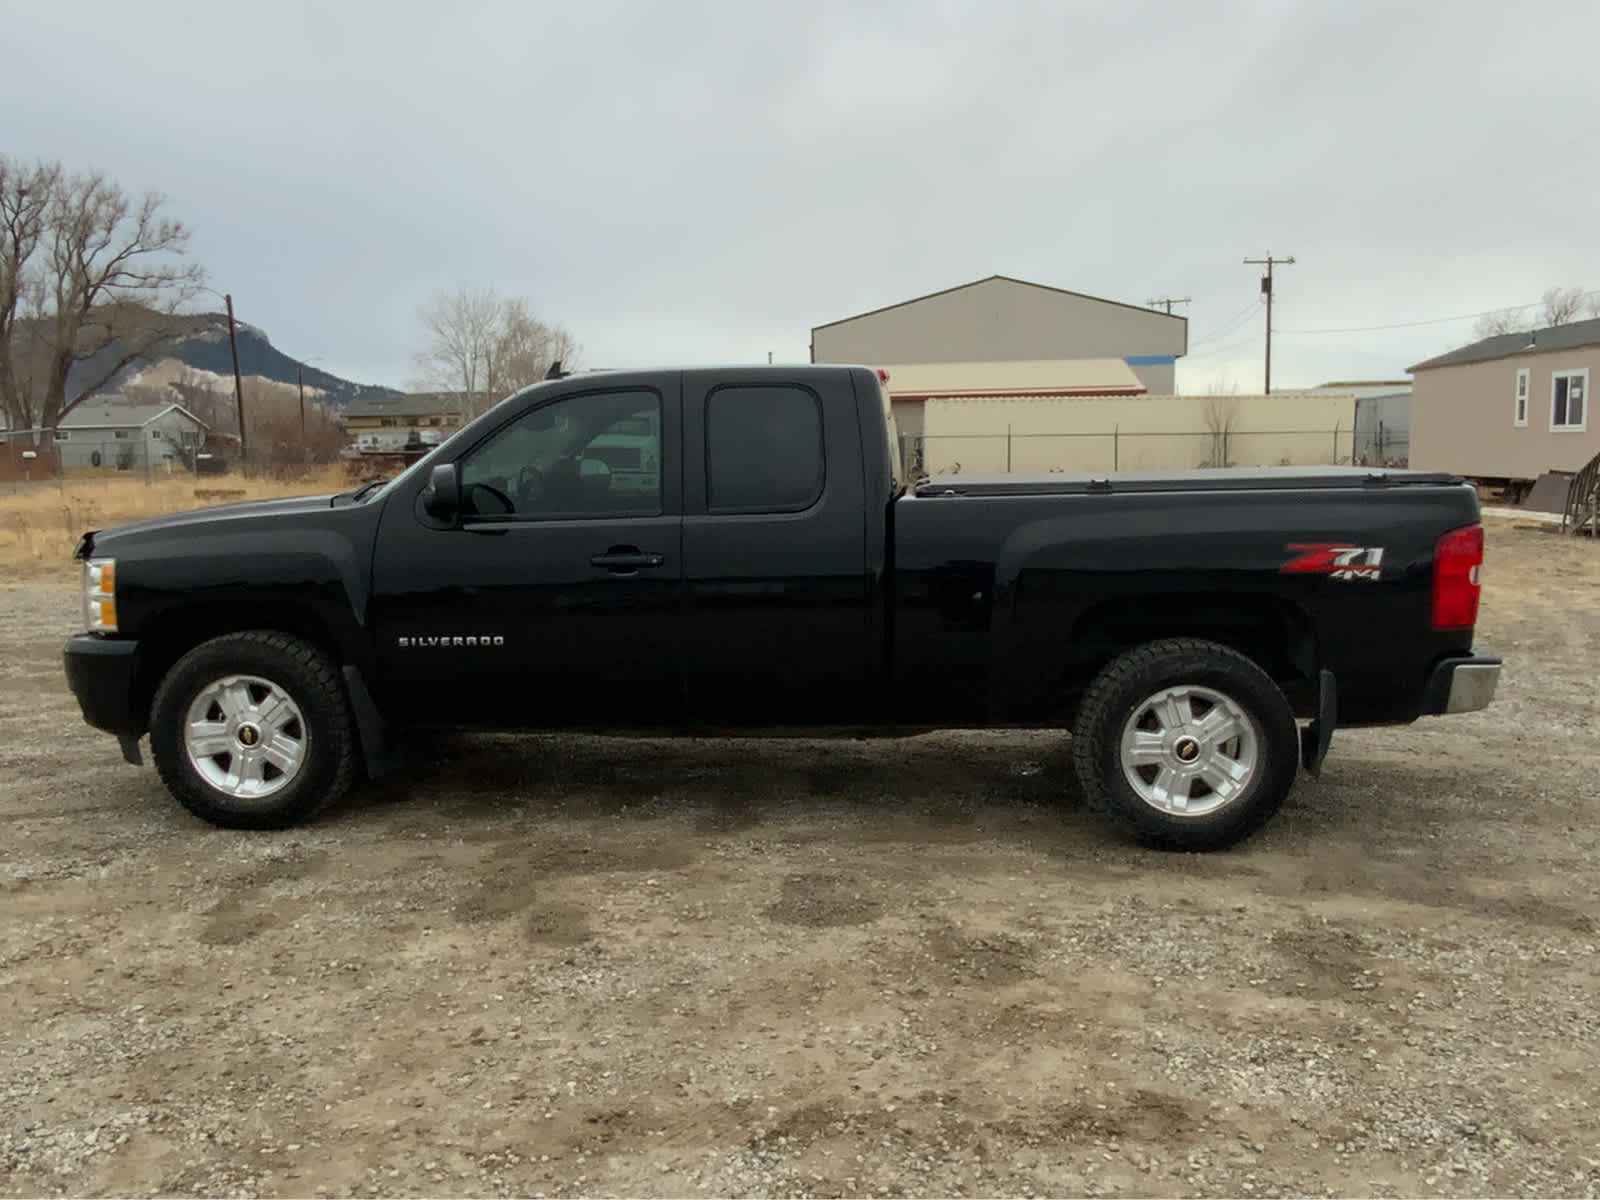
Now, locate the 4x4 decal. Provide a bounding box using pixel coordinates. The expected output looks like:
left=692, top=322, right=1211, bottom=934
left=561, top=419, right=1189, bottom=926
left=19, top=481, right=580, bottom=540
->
left=1281, top=543, right=1385, bottom=581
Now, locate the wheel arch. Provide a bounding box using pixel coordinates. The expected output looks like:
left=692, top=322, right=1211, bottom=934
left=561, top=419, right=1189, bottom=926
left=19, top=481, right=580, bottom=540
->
left=130, top=596, right=356, bottom=735
left=1061, top=592, right=1319, bottom=722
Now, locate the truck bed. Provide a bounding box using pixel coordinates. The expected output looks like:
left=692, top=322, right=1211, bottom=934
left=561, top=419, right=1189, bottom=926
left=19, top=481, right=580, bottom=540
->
left=891, top=465, right=1482, bottom=728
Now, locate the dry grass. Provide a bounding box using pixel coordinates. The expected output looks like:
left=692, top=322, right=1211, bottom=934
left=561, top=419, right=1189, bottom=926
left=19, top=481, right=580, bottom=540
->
left=0, top=466, right=355, bottom=575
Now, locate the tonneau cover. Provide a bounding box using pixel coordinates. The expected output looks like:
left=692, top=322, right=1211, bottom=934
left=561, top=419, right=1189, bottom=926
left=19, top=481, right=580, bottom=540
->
left=913, top=466, right=1465, bottom=498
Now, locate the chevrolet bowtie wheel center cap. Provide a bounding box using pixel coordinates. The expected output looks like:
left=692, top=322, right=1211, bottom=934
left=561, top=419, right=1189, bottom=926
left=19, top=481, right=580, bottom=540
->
left=236, top=724, right=260, bottom=748
left=1173, top=736, right=1201, bottom=764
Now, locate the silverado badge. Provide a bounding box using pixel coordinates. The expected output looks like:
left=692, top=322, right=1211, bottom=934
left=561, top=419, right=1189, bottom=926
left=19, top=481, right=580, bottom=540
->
left=396, top=636, right=507, bottom=647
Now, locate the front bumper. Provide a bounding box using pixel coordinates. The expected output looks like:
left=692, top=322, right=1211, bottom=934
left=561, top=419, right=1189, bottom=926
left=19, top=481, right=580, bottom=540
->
left=1420, top=649, right=1502, bottom=715
left=63, top=634, right=143, bottom=736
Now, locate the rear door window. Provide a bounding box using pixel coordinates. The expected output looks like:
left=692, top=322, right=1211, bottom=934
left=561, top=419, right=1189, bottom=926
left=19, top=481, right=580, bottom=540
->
left=705, top=385, right=824, bottom=513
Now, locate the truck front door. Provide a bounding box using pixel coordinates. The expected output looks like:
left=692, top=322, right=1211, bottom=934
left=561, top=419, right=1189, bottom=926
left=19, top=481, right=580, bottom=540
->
left=368, top=379, right=683, bottom=727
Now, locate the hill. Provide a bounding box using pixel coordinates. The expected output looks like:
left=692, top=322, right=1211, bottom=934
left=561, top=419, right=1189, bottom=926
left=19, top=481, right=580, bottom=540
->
left=59, top=306, right=399, bottom=415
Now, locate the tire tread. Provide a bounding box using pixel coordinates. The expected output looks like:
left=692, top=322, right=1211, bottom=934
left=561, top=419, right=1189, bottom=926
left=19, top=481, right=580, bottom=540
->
left=150, top=631, right=355, bottom=829
left=1071, top=637, right=1298, bottom=850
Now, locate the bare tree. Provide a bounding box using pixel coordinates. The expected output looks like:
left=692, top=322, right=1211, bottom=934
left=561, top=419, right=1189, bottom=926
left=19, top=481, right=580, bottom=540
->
left=1541, top=285, right=1587, bottom=327
left=1203, top=396, right=1239, bottom=468
left=411, top=287, right=500, bottom=419
left=241, top=380, right=347, bottom=473
left=1472, top=308, right=1532, bottom=340
left=0, top=158, right=60, bottom=431
left=489, top=296, right=580, bottom=397
left=0, top=156, right=203, bottom=434
left=412, top=287, right=579, bottom=418
left=169, top=364, right=231, bottom=430
left=1473, top=285, right=1593, bottom=341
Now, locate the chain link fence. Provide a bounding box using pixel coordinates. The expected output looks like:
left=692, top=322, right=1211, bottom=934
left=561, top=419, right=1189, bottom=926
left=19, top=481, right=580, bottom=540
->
left=1, top=428, right=221, bottom=491
left=902, top=425, right=1410, bottom=478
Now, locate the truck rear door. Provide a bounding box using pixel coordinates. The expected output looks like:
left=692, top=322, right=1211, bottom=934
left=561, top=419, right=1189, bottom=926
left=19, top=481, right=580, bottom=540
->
left=680, top=367, right=873, bottom=725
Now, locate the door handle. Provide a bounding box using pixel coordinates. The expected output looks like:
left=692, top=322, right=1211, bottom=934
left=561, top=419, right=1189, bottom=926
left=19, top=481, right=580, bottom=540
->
left=590, top=548, right=665, bottom=572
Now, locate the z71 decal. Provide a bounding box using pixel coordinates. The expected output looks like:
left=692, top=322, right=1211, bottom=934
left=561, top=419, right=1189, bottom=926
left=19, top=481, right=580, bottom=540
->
left=1281, top=543, right=1386, bottom=581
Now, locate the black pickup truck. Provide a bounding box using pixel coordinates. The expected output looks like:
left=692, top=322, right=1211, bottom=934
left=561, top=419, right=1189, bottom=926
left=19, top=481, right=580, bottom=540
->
left=64, top=364, right=1500, bottom=849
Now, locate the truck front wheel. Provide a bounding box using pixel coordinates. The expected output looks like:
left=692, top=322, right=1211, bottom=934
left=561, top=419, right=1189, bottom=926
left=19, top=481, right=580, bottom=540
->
left=1071, top=638, right=1299, bottom=850
left=149, top=632, right=357, bottom=829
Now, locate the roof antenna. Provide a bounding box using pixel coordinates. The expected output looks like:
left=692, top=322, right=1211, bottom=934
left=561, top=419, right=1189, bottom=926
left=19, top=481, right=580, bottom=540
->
left=545, top=360, right=566, bottom=380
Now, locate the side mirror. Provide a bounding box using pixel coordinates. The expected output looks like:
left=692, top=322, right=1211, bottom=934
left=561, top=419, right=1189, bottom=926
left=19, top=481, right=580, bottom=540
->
left=421, top=462, right=460, bottom=521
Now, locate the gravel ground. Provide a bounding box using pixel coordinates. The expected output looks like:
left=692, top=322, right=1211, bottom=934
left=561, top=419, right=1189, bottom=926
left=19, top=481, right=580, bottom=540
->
left=3, top=517, right=1598, bottom=1198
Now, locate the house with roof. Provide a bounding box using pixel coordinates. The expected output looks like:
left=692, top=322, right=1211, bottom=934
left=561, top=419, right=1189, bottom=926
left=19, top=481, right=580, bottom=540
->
left=1409, top=317, right=1597, bottom=482
left=342, top=392, right=466, bottom=451
left=53, top=402, right=208, bottom=470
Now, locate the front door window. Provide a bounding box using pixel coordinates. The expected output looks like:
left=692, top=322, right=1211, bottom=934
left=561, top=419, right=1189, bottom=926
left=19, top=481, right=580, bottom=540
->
left=459, top=389, right=662, bottom=518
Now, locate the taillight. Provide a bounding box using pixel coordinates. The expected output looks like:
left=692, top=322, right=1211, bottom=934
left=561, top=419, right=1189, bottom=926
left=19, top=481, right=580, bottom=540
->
left=1432, top=524, right=1483, bottom=631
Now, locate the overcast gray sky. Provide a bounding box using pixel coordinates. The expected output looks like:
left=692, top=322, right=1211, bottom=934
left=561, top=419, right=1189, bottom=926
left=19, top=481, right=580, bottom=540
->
left=8, top=0, right=1598, bottom=392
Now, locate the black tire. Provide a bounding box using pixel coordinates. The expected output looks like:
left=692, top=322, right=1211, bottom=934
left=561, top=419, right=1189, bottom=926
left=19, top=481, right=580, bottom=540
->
left=149, top=631, right=356, bottom=829
left=1071, top=638, right=1299, bottom=851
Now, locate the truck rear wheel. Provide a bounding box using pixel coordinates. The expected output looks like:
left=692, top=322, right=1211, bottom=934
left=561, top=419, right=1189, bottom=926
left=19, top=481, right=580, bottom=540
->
left=149, top=632, right=357, bottom=829
left=1071, top=638, right=1299, bottom=850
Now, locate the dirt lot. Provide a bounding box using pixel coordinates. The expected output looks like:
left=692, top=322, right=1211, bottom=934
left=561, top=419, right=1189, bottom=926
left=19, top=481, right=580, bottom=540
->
left=3, top=518, right=1598, bottom=1199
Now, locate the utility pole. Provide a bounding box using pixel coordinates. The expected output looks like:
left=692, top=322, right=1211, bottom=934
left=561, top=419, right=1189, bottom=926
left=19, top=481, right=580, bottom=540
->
left=1243, top=254, right=1294, bottom=393
left=1147, top=296, right=1191, bottom=315
left=297, top=364, right=306, bottom=443
left=223, top=293, right=248, bottom=464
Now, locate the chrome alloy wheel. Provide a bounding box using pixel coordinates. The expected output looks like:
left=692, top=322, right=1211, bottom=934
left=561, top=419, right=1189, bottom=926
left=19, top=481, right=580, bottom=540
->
left=183, top=674, right=307, bottom=801
left=1118, top=684, right=1260, bottom=817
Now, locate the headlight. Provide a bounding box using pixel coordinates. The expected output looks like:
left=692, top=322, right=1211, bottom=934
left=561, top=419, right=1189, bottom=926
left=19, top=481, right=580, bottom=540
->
left=83, top=557, right=117, bottom=633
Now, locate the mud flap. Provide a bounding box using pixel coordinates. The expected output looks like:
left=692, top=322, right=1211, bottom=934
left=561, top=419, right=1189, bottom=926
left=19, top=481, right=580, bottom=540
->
left=118, top=734, right=143, bottom=766
left=343, top=664, right=400, bottom=779
left=1300, top=669, right=1336, bottom=776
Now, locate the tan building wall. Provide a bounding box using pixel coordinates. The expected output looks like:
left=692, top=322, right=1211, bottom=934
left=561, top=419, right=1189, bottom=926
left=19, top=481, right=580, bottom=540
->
left=882, top=357, right=1145, bottom=449
left=1411, top=347, right=1598, bottom=478
left=812, top=277, right=1186, bottom=394
left=916, top=393, right=1355, bottom=475
left=890, top=397, right=924, bottom=441
left=344, top=412, right=462, bottom=436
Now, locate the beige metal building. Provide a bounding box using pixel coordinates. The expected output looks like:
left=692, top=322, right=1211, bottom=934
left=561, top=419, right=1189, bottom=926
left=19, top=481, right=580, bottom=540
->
left=811, top=275, right=1188, bottom=393
left=1409, top=317, right=1597, bottom=480
left=880, top=357, right=1145, bottom=450
left=914, top=392, right=1356, bottom=476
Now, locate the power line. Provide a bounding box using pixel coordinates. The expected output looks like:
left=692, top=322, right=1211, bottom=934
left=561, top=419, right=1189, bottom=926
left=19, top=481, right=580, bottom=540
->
left=1244, top=253, right=1295, bottom=394
left=1189, top=299, right=1260, bottom=347
left=1147, top=296, right=1191, bottom=315
left=1277, top=289, right=1600, bottom=335
left=1184, top=331, right=1262, bottom=361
